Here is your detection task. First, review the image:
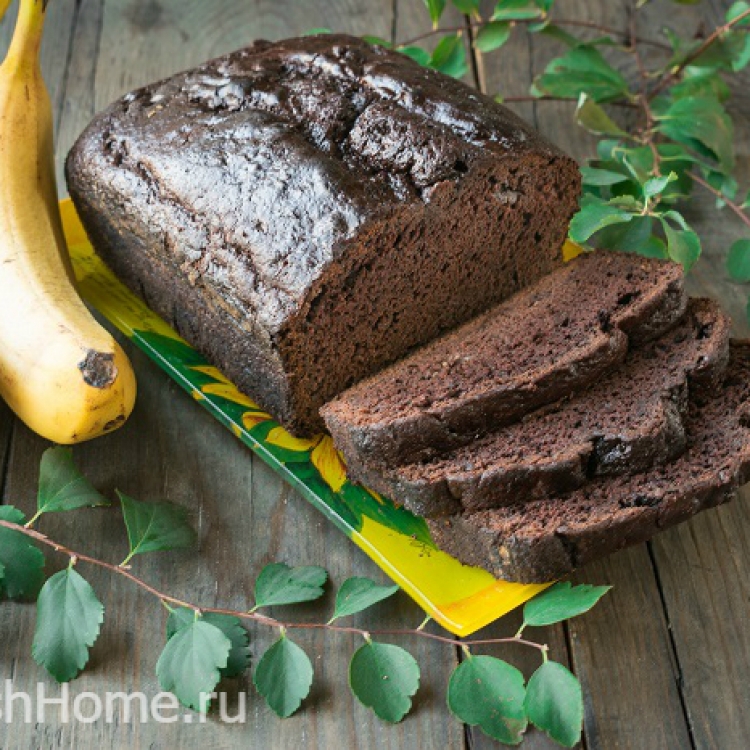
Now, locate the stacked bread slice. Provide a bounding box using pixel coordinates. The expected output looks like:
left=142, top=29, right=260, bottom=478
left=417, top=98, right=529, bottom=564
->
left=322, top=251, right=748, bottom=582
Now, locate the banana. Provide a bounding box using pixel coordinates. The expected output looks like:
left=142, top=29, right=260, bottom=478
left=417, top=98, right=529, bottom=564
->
left=0, top=0, right=136, bottom=444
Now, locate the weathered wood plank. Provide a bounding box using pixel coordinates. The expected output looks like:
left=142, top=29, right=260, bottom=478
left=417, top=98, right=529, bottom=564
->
left=0, top=1, right=464, bottom=749
left=647, top=2, right=750, bottom=736
left=567, top=551, right=692, bottom=750
left=2, top=0, right=749, bottom=748
left=531, top=4, right=707, bottom=748
left=473, top=2, right=735, bottom=748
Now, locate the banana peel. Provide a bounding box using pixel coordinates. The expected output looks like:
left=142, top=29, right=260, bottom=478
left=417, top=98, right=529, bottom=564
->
left=0, top=0, right=136, bottom=443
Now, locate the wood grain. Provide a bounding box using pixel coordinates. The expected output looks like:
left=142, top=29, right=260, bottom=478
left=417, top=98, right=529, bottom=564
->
left=473, top=2, right=743, bottom=748
left=1, top=0, right=749, bottom=748
left=0, top=2, right=460, bottom=748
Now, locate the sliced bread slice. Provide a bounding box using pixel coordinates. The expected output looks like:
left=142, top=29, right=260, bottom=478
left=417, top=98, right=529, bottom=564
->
left=427, top=341, right=750, bottom=582
left=352, top=298, right=730, bottom=517
left=322, top=251, right=687, bottom=469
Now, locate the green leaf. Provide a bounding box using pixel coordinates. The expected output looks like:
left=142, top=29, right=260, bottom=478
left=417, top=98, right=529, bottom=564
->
left=536, top=23, right=581, bottom=46
left=575, top=93, right=627, bottom=137
left=727, top=239, right=750, bottom=282
left=167, top=608, right=250, bottom=678
left=594, top=144, right=694, bottom=204
left=643, top=172, right=677, bottom=199
left=423, top=0, right=446, bottom=26
left=0, top=506, right=45, bottom=599
left=580, top=166, right=630, bottom=187
left=451, top=0, right=480, bottom=13
left=703, top=169, right=739, bottom=208
left=475, top=21, right=511, bottom=53
left=669, top=70, right=730, bottom=102
left=525, top=661, right=583, bottom=747
left=619, top=149, right=652, bottom=184
left=330, top=577, right=399, bottom=621
left=607, top=194, right=641, bottom=210
left=254, top=634, right=313, bottom=717
left=32, top=567, right=104, bottom=683
left=362, top=35, right=392, bottom=48
left=596, top=138, right=623, bottom=161
left=655, top=97, right=734, bottom=174
left=447, top=655, right=527, bottom=744
left=157, top=619, right=231, bottom=711
left=492, top=0, right=542, bottom=20
left=429, top=34, right=469, bottom=78
left=118, top=491, right=196, bottom=562
left=569, top=195, right=634, bottom=244
left=727, top=1, right=750, bottom=24
left=660, top=213, right=702, bottom=270
left=523, top=582, right=611, bottom=627
left=349, top=641, right=420, bottom=723
left=690, top=33, right=750, bottom=73
left=638, top=235, right=669, bottom=259
left=36, top=446, right=108, bottom=518
left=590, top=215, right=658, bottom=256
left=301, top=28, right=331, bottom=36
left=398, top=45, right=432, bottom=66
left=535, top=46, right=629, bottom=103
left=253, top=562, right=327, bottom=609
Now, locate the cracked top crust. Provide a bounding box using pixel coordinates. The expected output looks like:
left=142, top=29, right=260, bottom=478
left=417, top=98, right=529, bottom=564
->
left=66, top=34, right=568, bottom=334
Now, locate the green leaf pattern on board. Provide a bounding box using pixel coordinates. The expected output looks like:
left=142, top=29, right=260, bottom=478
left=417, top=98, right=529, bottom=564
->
left=132, top=329, right=437, bottom=547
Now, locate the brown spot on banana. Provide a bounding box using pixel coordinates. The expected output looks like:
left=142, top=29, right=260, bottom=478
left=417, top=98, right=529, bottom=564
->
left=77, top=350, right=118, bottom=388
left=103, top=413, right=127, bottom=432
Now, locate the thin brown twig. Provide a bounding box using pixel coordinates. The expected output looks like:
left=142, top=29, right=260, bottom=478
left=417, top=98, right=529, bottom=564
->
left=648, top=6, right=750, bottom=101
left=689, top=171, right=750, bottom=229
left=0, top=519, right=548, bottom=653
left=399, top=18, right=670, bottom=50
left=630, top=6, right=661, bottom=178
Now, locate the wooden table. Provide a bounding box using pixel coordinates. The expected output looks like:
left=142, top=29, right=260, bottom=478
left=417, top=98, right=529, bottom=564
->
left=0, top=0, right=747, bottom=747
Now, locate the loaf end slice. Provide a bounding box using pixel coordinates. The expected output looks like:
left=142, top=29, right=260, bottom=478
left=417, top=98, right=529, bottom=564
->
left=66, top=34, right=580, bottom=436
left=355, top=297, right=730, bottom=517
left=427, top=341, right=750, bottom=582
left=323, top=251, right=687, bottom=468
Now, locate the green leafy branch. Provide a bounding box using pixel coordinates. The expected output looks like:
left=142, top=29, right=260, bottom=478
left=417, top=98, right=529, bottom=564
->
left=0, top=447, right=610, bottom=747
left=400, top=0, right=750, bottom=313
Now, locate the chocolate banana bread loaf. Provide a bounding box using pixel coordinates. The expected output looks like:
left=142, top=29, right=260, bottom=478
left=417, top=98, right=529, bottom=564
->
left=347, top=298, right=730, bottom=517
left=322, top=251, right=687, bottom=469
left=427, top=341, right=750, bottom=582
left=65, top=34, right=580, bottom=436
